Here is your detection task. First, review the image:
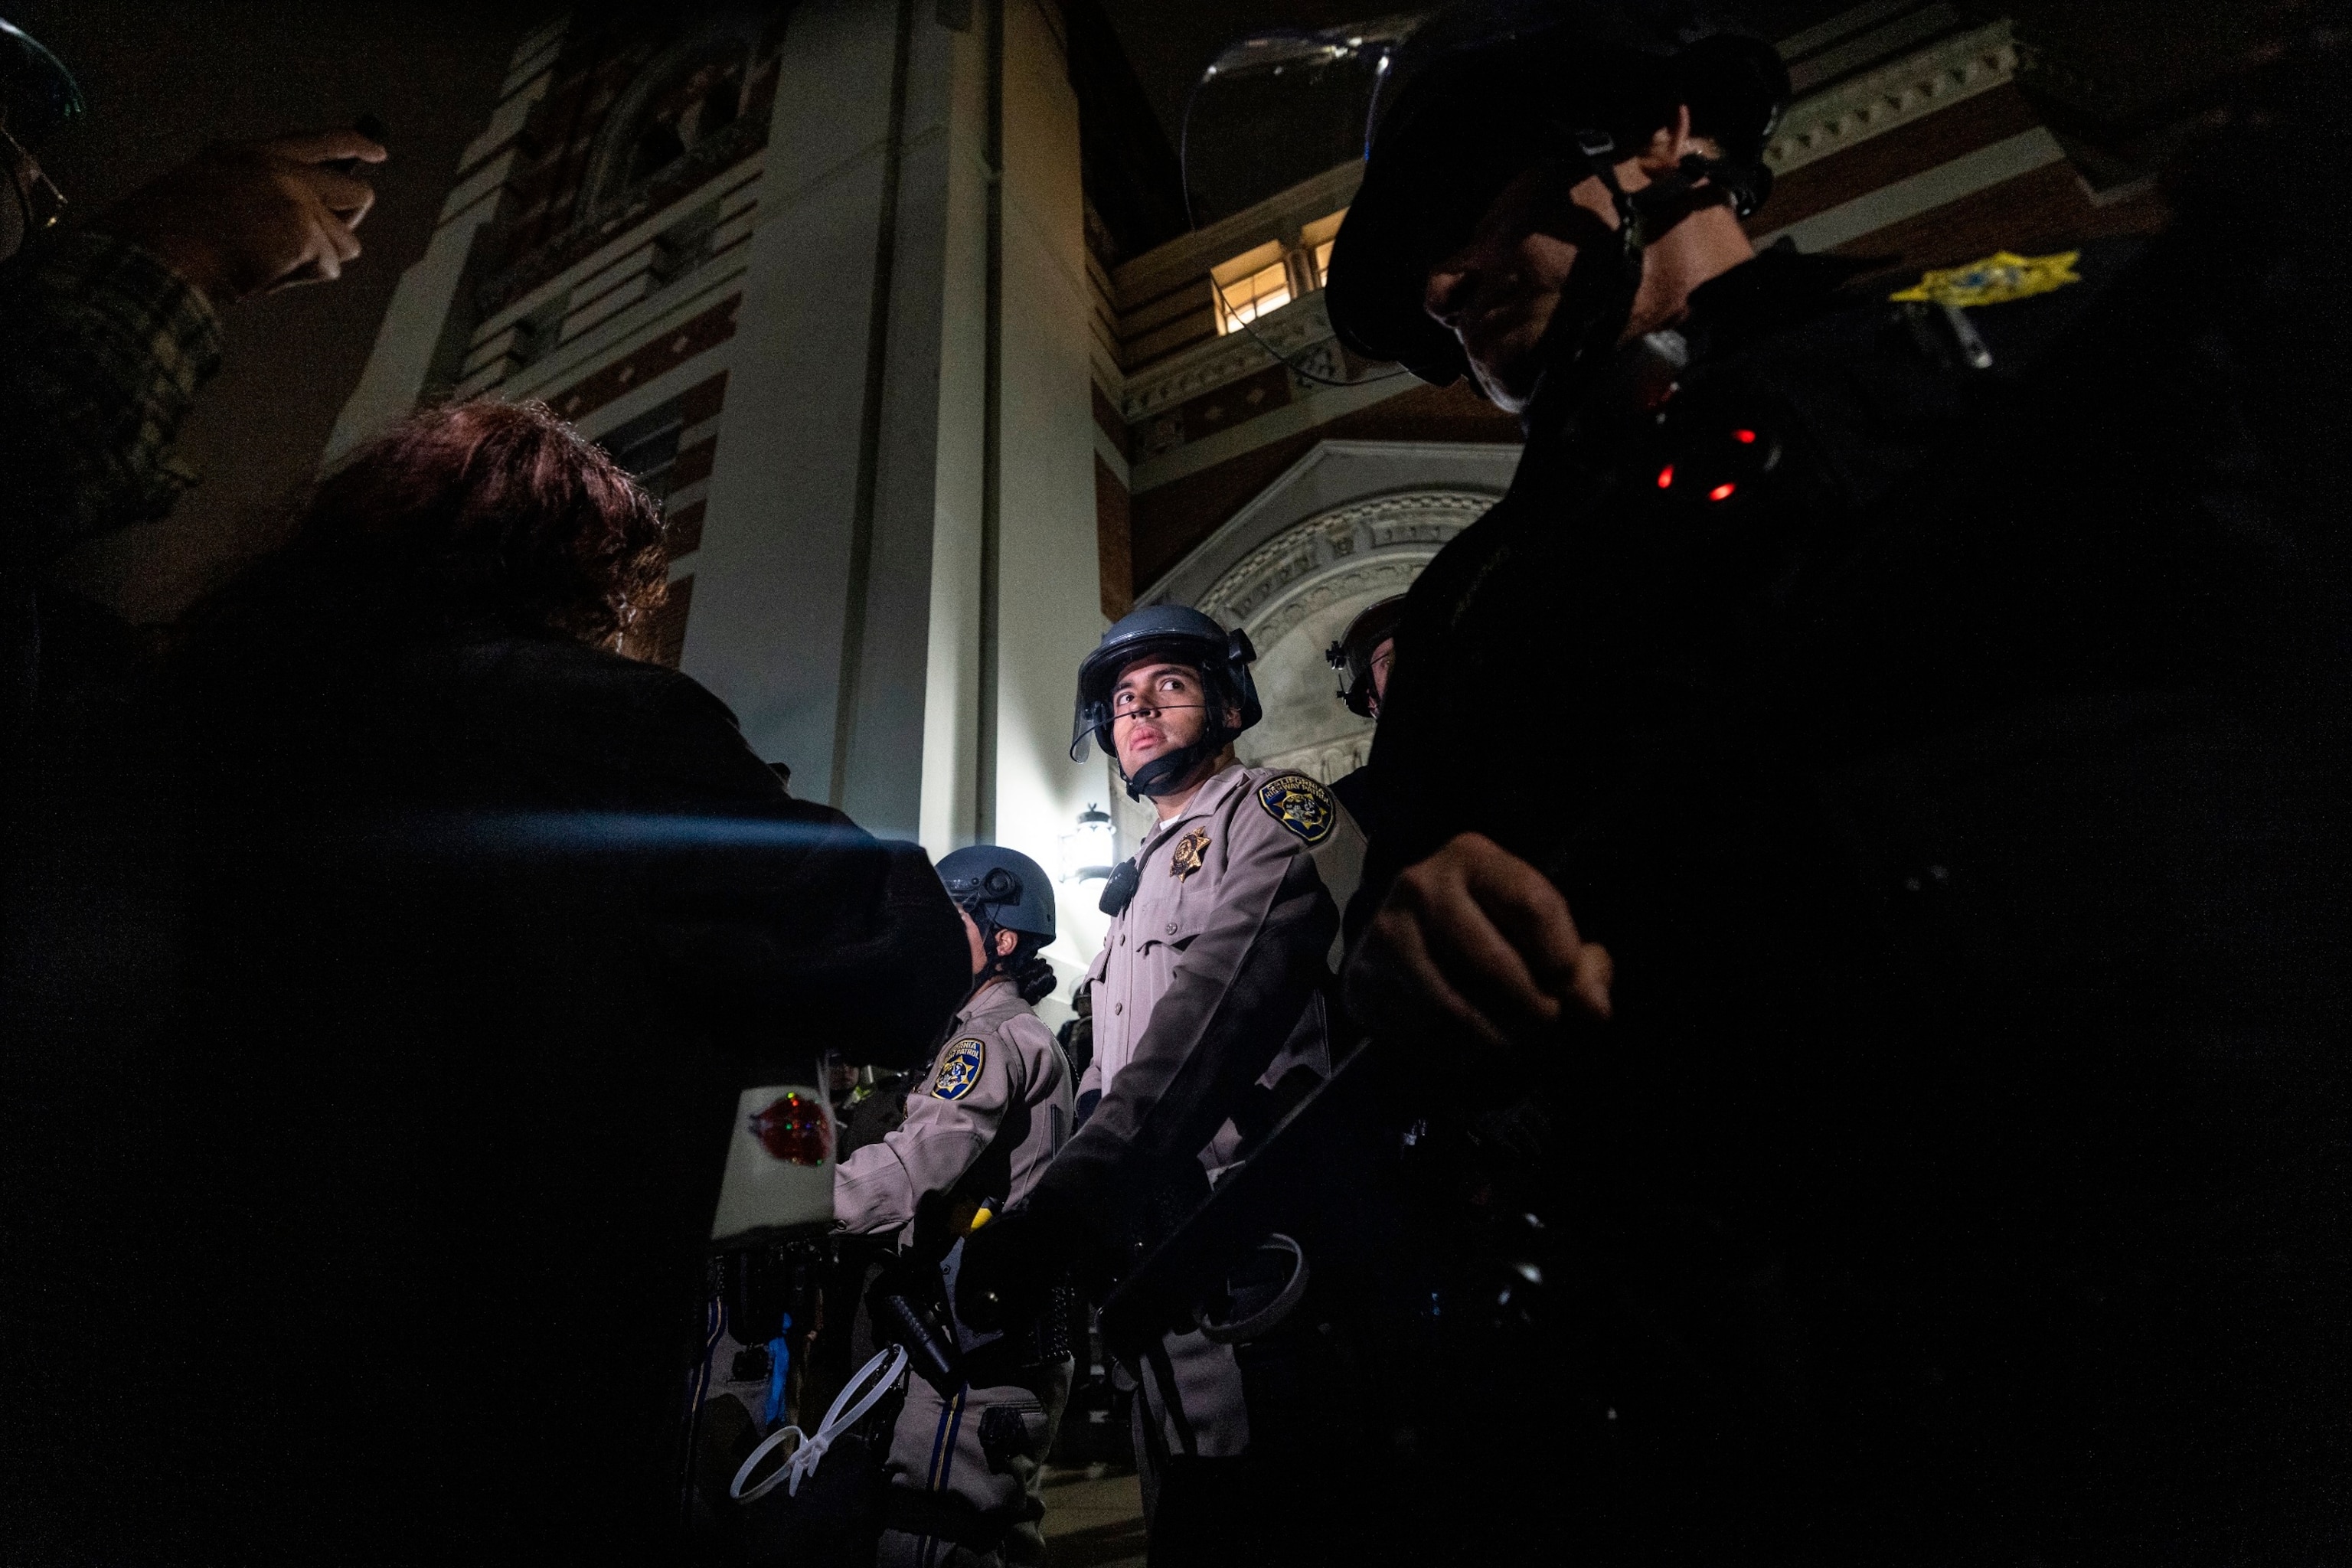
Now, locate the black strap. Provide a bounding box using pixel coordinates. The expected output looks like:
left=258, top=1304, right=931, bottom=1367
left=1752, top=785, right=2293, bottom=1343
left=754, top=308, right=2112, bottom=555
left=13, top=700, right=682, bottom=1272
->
left=1140, top=1336, right=1200, bottom=1459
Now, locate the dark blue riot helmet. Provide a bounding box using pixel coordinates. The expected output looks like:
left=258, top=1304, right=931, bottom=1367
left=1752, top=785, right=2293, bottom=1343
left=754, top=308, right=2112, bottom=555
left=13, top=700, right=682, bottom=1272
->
left=1071, top=605, right=1261, bottom=801
left=0, top=18, right=83, bottom=149
left=937, top=844, right=1056, bottom=946
left=938, top=844, right=1058, bottom=1003
left=1321, top=4, right=1789, bottom=387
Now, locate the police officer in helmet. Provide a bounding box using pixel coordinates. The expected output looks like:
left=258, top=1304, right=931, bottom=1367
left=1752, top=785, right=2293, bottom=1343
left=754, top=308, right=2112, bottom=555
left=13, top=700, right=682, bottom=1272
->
left=958, top=603, right=1363, bottom=1566
left=1322, top=595, right=1403, bottom=840
left=1330, top=3, right=2352, bottom=1560
left=834, top=844, right=1075, bottom=1568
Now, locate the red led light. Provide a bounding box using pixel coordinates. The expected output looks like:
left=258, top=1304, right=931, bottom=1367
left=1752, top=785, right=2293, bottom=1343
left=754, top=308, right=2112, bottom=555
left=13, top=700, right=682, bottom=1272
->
left=748, top=1093, right=831, bottom=1166
left=1656, top=465, right=1674, bottom=489
left=1733, top=428, right=1757, bottom=444
left=1708, top=482, right=1736, bottom=501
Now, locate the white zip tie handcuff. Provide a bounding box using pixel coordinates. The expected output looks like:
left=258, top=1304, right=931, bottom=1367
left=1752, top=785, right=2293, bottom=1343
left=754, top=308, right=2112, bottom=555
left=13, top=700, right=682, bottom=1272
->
left=730, top=1343, right=910, bottom=1504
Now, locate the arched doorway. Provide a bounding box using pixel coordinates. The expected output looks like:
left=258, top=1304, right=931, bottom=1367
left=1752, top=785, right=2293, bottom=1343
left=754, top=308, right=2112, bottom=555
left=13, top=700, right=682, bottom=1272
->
left=1197, top=488, right=1488, bottom=779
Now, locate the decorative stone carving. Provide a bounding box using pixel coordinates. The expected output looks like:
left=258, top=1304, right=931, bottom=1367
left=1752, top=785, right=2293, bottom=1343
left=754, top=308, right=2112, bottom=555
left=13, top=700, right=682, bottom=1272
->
left=1122, top=292, right=1370, bottom=423
left=1765, top=18, right=2022, bottom=178
left=1195, top=490, right=1488, bottom=642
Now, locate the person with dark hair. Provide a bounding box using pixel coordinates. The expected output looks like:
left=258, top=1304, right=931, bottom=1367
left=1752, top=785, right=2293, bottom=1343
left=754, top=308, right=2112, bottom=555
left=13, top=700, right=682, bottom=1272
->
left=833, top=844, right=1075, bottom=1568
left=81, top=397, right=972, bottom=1564
left=1321, top=5, right=2352, bottom=1562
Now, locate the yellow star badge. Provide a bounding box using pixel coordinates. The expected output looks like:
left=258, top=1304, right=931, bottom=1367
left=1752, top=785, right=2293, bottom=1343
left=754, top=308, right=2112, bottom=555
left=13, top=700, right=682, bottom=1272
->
left=1890, top=250, right=2082, bottom=309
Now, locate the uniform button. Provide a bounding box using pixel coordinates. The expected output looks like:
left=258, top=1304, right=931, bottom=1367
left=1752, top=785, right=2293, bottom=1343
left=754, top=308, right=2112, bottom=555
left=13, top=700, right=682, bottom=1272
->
left=1119, top=934, right=1125, bottom=947
left=1114, top=1002, right=1123, bottom=1015
left=1165, top=922, right=1178, bottom=935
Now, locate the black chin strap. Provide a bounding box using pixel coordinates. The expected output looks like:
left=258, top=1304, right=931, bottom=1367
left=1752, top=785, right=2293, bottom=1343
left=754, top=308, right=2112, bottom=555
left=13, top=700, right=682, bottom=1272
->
left=1524, top=141, right=1766, bottom=416
left=1114, top=703, right=1227, bottom=801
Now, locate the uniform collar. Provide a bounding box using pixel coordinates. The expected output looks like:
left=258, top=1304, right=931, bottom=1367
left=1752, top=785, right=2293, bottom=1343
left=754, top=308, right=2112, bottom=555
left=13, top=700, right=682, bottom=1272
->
left=1140, top=762, right=1250, bottom=854
left=955, top=976, right=1024, bottom=1031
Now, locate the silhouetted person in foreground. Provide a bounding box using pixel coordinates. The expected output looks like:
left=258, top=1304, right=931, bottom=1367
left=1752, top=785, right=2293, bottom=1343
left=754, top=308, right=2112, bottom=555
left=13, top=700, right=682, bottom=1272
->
left=18, top=400, right=965, bottom=1563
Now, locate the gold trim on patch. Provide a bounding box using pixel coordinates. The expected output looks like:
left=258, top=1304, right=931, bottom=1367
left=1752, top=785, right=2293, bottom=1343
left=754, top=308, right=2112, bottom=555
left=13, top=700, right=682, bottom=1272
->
left=1890, top=250, right=2082, bottom=309
left=1256, top=773, right=1337, bottom=845
left=931, top=1036, right=985, bottom=1101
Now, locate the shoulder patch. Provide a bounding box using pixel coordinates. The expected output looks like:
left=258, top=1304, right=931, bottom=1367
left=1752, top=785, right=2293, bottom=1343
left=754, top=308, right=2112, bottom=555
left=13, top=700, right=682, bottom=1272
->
left=1889, top=249, right=2081, bottom=309
left=931, top=1037, right=985, bottom=1101
left=1256, top=773, right=1337, bottom=845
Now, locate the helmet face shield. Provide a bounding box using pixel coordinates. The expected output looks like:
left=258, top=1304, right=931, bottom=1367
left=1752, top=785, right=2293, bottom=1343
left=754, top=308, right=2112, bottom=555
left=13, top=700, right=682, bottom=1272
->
left=0, top=20, right=84, bottom=149
left=1318, top=4, right=1790, bottom=386
left=1181, top=21, right=1405, bottom=229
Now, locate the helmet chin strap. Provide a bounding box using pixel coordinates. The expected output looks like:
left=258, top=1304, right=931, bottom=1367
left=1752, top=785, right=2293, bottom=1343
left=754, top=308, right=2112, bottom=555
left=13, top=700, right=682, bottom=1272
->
left=1117, top=704, right=1230, bottom=801
left=1524, top=141, right=1753, bottom=410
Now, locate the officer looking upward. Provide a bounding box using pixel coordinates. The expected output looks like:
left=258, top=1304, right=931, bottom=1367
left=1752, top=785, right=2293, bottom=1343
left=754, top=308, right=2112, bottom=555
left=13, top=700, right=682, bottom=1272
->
left=1321, top=594, right=1403, bottom=840
left=1327, top=7, right=2351, bottom=1562
left=833, top=844, right=1075, bottom=1568
left=957, top=605, right=1363, bottom=1566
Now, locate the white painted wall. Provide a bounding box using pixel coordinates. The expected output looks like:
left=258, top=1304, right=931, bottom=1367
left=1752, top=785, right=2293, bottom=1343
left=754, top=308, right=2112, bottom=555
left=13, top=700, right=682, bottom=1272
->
left=680, top=1, right=903, bottom=800
left=989, top=0, right=1116, bottom=1014
left=916, top=16, right=994, bottom=854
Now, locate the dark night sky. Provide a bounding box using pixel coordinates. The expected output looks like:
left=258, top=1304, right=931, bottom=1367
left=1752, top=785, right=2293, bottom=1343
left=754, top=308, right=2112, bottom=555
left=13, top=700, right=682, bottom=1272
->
left=15, top=1, right=2256, bottom=621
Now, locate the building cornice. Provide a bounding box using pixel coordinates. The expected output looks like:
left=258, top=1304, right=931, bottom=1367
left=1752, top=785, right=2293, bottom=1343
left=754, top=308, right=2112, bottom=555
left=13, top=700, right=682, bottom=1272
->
left=1765, top=18, right=2024, bottom=178
left=1121, top=290, right=1334, bottom=423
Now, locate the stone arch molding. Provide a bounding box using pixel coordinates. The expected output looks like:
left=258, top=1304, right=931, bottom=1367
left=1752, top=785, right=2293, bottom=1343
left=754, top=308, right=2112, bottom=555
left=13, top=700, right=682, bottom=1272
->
left=1195, top=488, right=1488, bottom=649
left=577, top=11, right=771, bottom=223
left=1180, top=488, right=1491, bottom=782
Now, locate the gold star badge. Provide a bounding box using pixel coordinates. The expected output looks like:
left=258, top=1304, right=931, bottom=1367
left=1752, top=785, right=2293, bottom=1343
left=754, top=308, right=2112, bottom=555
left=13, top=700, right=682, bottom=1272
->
left=1890, top=250, right=2082, bottom=309
left=1170, top=827, right=1210, bottom=880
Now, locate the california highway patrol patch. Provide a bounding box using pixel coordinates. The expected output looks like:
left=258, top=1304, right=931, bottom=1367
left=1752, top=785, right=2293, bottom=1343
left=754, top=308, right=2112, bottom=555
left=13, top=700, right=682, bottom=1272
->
left=1889, top=249, right=2081, bottom=309
left=1256, top=773, right=1336, bottom=845
left=932, top=1037, right=985, bottom=1100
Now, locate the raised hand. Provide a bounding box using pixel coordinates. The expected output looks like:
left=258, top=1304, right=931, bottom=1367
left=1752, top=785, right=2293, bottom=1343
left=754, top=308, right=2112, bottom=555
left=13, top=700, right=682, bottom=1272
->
left=94, top=126, right=386, bottom=303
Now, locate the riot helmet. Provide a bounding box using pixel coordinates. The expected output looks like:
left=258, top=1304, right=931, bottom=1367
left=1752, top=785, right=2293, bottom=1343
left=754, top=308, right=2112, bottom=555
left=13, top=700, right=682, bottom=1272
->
left=1322, top=4, right=1788, bottom=387
left=938, top=844, right=1056, bottom=946
left=1071, top=604, right=1261, bottom=800
left=938, top=844, right=1058, bottom=1003
left=0, top=18, right=82, bottom=149
left=1325, top=596, right=1406, bottom=719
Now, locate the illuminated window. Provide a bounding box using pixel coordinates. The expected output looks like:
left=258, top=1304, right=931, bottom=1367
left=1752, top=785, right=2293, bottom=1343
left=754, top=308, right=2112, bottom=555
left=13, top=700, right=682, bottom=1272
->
left=1217, top=261, right=1292, bottom=334
left=1302, top=207, right=1348, bottom=288
left=1211, top=208, right=1352, bottom=334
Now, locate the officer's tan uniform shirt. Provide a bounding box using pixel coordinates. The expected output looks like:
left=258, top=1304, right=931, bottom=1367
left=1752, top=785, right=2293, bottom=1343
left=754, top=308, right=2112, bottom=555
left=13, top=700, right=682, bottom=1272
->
left=1078, top=763, right=1361, bottom=1139
left=1048, top=763, right=1361, bottom=1465
left=835, top=978, right=1073, bottom=1236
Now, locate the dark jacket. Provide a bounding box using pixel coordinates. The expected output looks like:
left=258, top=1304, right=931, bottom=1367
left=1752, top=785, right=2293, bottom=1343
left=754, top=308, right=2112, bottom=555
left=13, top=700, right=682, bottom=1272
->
left=109, top=581, right=970, bottom=1563
left=1357, top=239, right=2352, bottom=1561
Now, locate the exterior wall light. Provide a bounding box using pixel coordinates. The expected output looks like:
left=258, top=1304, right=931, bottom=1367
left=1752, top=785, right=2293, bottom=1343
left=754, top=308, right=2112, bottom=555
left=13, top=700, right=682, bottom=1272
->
left=1060, top=805, right=1116, bottom=883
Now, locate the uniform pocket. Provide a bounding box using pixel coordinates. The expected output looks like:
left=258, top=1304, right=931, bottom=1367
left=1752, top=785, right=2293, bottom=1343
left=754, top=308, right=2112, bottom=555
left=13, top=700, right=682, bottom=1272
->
left=1137, top=906, right=1205, bottom=957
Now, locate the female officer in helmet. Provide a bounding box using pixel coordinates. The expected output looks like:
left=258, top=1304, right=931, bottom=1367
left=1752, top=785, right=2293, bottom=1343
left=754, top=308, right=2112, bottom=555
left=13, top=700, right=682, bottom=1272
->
left=835, top=844, right=1074, bottom=1568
